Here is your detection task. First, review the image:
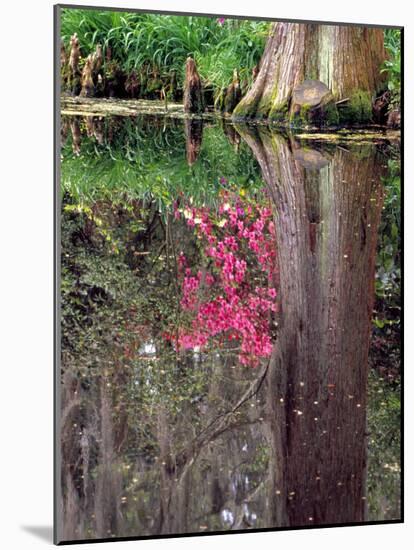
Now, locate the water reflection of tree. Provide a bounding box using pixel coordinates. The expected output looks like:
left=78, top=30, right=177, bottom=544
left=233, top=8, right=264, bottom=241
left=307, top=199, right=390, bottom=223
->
left=238, top=127, right=387, bottom=526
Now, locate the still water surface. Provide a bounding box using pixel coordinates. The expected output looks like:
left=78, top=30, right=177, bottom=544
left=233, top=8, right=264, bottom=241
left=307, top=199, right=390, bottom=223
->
left=59, top=115, right=401, bottom=541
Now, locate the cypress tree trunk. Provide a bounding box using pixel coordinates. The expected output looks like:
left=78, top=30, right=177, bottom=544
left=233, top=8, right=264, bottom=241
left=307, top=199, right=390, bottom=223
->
left=233, top=23, right=386, bottom=125
left=237, top=127, right=386, bottom=526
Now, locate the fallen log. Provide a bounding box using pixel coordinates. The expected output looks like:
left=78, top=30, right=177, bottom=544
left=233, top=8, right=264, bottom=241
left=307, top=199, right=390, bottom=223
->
left=60, top=96, right=217, bottom=120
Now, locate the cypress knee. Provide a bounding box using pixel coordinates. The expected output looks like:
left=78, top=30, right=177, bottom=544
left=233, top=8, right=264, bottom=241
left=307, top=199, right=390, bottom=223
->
left=80, top=54, right=95, bottom=97
left=183, top=57, right=204, bottom=114
left=223, top=69, right=242, bottom=115
left=91, top=44, right=103, bottom=77
left=68, top=33, right=81, bottom=95
left=60, top=40, right=69, bottom=92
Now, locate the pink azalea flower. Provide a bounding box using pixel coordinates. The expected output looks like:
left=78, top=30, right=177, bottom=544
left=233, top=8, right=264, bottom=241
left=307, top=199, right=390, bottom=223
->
left=166, top=188, right=278, bottom=367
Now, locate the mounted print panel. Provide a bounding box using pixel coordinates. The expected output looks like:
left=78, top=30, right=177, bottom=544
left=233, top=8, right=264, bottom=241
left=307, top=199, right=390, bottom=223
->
left=54, top=4, right=402, bottom=544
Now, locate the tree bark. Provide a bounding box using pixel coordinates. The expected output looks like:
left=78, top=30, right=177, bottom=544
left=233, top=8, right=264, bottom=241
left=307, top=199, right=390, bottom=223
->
left=233, top=23, right=386, bottom=125
left=237, top=127, right=386, bottom=526
left=183, top=58, right=204, bottom=114
left=223, top=69, right=242, bottom=115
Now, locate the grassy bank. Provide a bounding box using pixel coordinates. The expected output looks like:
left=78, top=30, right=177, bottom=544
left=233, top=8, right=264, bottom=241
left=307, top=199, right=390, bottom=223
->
left=61, top=9, right=269, bottom=104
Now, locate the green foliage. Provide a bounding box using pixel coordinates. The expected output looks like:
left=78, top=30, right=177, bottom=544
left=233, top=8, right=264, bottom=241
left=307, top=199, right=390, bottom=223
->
left=375, top=155, right=401, bottom=320
left=323, top=101, right=340, bottom=126
left=369, top=156, right=401, bottom=518
left=338, top=90, right=373, bottom=124
left=382, top=29, right=401, bottom=110
left=193, top=21, right=268, bottom=92
left=367, top=370, right=401, bottom=520
left=61, top=8, right=269, bottom=98
left=60, top=197, right=218, bottom=495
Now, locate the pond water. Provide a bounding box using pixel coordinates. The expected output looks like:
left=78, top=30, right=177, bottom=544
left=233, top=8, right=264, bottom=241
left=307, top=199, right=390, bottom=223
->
left=59, top=115, right=401, bottom=541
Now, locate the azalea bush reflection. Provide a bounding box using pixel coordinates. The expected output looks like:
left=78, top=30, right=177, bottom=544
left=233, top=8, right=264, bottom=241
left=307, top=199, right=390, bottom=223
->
left=167, top=185, right=278, bottom=366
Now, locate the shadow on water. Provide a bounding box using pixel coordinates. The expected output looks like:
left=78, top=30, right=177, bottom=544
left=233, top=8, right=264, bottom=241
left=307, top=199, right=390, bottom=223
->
left=58, top=115, right=401, bottom=541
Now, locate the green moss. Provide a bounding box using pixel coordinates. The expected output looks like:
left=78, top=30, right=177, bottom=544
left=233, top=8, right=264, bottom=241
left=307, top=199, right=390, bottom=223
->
left=234, top=88, right=372, bottom=128
left=288, top=103, right=313, bottom=128
left=232, top=93, right=272, bottom=121
left=339, top=90, right=373, bottom=124
left=300, top=103, right=312, bottom=122
left=255, top=94, right=273, bottom=120
left=232, top=95, right=257, bottom=120
left=268, top=99, right=289, bottom=123
left=323, top=102, right=339, bottom=126
left=288, top=100, right=339, bottom=128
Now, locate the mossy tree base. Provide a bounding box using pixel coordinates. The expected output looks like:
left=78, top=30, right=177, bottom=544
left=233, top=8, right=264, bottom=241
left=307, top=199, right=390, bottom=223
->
left=287, top=80, right=339, bottom=127
left=232, top=23, right=386, bottom=127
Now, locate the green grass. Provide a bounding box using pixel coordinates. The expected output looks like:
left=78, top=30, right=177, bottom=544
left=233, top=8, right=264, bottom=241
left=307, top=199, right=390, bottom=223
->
left=61, top=8, right=269, bottom=100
